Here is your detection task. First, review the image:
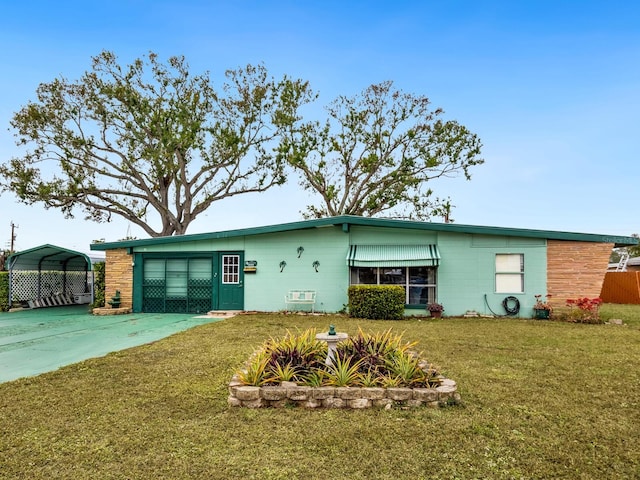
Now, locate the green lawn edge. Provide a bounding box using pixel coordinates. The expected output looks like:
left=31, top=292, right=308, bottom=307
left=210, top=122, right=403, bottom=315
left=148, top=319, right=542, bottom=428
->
left=1, top=304, right=639, bottom=479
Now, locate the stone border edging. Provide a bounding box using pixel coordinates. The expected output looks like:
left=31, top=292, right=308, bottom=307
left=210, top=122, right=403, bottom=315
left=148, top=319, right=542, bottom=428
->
left=228, top=375, right=460, bottom=409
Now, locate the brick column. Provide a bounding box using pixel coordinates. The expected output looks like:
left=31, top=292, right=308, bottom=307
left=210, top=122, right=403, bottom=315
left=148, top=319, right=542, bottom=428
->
left=547, top=240, right=613, bottom=307
left=105, top=249, right=133, bottom=309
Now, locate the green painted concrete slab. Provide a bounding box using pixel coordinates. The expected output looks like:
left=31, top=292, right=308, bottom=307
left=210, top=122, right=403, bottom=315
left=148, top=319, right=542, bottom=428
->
left=0, top=306, right=223, bottom=383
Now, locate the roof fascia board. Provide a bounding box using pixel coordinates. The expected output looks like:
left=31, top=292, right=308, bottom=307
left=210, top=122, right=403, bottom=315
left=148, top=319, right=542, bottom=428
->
left=90, top=217, right=345, bottom=250
left=337, top=216, right=638, bottom=246
left=89, top=215, right=638, bottom=250
left=337, top=216, right=637, bottom=244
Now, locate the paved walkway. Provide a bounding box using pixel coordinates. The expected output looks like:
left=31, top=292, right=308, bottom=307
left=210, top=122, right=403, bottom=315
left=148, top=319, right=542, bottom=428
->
left=0, top=306, right=224, bottom=383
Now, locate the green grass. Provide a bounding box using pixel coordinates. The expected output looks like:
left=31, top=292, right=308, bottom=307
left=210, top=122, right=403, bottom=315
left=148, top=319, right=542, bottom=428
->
left=1, top=305, right=639, bottom=479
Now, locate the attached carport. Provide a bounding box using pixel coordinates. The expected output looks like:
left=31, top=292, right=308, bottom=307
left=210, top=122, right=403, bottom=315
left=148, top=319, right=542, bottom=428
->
left=7, top=244, right=96, bottom=308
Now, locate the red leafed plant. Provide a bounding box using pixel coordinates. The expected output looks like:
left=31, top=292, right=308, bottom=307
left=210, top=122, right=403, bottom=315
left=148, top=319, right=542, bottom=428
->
left=565, top=297, right=604, bottom=324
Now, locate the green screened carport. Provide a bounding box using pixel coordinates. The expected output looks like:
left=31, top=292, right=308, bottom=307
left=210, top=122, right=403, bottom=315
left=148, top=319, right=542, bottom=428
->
left=7, top=244, right=96, bottom=308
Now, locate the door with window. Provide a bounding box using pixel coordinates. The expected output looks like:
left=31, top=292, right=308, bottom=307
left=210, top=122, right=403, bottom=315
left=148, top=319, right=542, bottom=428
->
left=218, top=253, right=244, bottom=310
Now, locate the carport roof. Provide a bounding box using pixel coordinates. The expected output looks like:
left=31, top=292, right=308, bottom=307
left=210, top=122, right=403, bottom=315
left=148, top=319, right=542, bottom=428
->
left=7, top=244, right=93, bottom=271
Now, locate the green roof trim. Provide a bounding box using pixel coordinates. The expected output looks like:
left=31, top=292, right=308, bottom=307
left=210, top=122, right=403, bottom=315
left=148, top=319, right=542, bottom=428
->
left=89, top=215, right=638, bottom=251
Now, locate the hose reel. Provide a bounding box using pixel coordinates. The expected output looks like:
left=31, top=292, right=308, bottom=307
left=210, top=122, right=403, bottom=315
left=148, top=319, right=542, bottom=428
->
left=502, top=296, right=520, bottom=316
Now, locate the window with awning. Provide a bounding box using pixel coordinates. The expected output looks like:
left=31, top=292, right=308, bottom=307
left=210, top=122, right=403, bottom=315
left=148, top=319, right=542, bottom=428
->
left=346, top=245, right=441, bottom=267
left=347, top=245, right=440, bottom=306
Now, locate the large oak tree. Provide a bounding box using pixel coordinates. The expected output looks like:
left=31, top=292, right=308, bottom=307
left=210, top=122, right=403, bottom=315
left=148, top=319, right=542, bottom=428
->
left=1, top=51, right=313, bottom=236
left=282, top=81, right=483, bottom=220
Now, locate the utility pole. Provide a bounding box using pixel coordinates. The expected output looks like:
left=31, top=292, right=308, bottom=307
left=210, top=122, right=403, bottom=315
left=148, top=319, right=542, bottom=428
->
left=9, top=221, right=18, bottom=253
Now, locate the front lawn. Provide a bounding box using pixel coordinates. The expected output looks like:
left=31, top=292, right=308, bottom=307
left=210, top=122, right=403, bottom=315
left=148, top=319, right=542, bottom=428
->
left=0, top=305, right=638, bottom=479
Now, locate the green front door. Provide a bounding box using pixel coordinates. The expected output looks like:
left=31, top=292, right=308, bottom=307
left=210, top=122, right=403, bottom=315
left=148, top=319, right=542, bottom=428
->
left=217, top=253, right=244, bottom=310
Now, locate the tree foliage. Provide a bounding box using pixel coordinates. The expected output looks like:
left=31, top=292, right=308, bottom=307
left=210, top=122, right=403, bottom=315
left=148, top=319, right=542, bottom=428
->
left=282, top=81, right=483, bottom=219
left=628, top=234, right=640, bottom=258
left=1, top=51, right=314, bottom=236
left=611, top=233, right=640, bottom=262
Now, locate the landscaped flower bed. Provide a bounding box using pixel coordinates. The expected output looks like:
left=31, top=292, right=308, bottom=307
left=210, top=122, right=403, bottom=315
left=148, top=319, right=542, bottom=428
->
left=228, top=328, right=460, bottom=409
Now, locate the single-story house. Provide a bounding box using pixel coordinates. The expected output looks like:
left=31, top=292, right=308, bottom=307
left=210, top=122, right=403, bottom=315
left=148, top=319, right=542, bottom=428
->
left=89, top=215, right=637, bottom=317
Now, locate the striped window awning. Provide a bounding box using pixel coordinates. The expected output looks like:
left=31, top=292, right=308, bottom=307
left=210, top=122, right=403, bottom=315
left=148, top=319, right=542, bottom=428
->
left=346, top=245, right=441, bottom=267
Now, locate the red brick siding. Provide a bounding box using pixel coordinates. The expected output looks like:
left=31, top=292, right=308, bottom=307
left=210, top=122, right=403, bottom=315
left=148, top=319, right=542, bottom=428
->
left=547, top=240, right=613, bottom=307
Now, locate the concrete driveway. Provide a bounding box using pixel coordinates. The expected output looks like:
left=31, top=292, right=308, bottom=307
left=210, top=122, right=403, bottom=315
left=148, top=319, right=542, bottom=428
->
left=0, top=305, right=224, bottom=383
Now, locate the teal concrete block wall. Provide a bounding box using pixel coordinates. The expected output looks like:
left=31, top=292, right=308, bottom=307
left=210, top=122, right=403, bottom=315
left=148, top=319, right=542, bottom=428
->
left=132, top=227, right=352, bottom=313
left=349, top=225, right=437, bottom=245
left=243, top=227, right=350, bottom=312
left=129, top=223, right=550, bottom=317
left=436, top=232, right=547, bottom=317
left=347, top=225, right=548, bottom=317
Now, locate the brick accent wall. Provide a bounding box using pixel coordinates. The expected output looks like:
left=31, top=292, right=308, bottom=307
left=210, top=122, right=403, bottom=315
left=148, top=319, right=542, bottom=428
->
left=547, top=240, right=613, bottom=307
left=105, top=249, right=133, bottom=309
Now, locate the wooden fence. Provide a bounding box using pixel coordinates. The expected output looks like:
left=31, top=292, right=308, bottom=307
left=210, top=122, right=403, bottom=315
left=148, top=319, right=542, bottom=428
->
left=600, top=272, right=640, bottom=304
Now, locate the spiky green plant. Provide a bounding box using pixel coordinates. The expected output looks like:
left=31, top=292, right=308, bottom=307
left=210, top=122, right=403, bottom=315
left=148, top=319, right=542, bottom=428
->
left=385, top=352, right=425, bottom=387
left=266, top=328, right=326, bottom=379
left=336, top=328, right=387, bottom=375
left=418, top=362, right=442, bottom=387
left=358, top=369, right=382, bottom=387
left=270, top=362, right=299, bottom=383
left=336, top=327, right=418, bottom=377
left=237, top=327, right=440, bottom=388
left=324, top=355, right=364, bottom=387
left=379, top=374, right=403, bottom=388
left=300, top=368, right=326, bottom=387
left=236, top=349, right=272, bottom=386
left=371, top=328, right=417, bottom=355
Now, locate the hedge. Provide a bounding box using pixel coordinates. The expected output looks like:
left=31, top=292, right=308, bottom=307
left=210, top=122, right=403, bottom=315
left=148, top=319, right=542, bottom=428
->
left=0, top=271, right=9, bottom=312
left=90, top=262, right=106, bottom=308
left=348, top=285, right=405, bottom=320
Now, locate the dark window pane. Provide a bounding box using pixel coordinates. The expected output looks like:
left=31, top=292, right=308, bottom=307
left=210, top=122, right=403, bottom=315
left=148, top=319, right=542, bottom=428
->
left=409, top=266, right=436, bottom=285
left=351, top=267, right=377, bottom=284
left=380, top=268, right=406, bottom=285
left=409, top=286, right=428, bottom=305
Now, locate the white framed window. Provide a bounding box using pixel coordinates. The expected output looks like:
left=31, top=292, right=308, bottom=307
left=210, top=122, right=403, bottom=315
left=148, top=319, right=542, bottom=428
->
left=222, top=255, right=240, bottom=284
left=495, top=254, right=524, bottom=293
left=349, top=266, right=437, bottom=305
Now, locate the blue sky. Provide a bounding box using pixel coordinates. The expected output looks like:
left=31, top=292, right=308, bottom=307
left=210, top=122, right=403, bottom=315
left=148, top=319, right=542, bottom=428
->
left=1, top=1, right=639, bottom=253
